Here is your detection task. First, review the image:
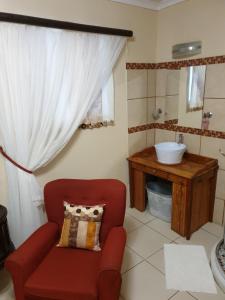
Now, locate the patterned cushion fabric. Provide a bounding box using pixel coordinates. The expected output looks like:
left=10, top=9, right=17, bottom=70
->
left=57, top=202, right=105, bottom=251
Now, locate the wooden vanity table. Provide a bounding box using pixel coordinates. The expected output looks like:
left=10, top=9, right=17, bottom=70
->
left=128, top=147, right=218, bottom=239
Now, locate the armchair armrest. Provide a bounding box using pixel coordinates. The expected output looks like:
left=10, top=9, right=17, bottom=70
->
left=5, top=222, right=59, bottom=300
left=98, top=227, right=126, bottom=300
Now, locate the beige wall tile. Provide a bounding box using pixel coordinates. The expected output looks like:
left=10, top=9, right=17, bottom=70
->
left=146, top=129, right=155, bottom=147
left=166, top=69, right=180, bottom=96
left=213, top=198, right=225, bottom=225
left=176, top=132, right=200, bottom=155
left=203, top=98, right=225, bottom=132
left=205, top=63, right=225, bottom=98
left=155, top=129, right=176, bottom=144
left=200, top=136, right=225, bottom=170
left=165, top=95, right=178, bottom=121
left=128, top=131, right=147, bottom=155
left=147, top=69, right=156, bottom=98
left=147, top=98, right=156, bottom=123
left=127, top=70, right=147, bottom=100
left=155, top=97, right=165, bottom=123
left=216, top=169, right=225, bottom=200
left=156, top=69, right=168, bottom=97
left=128, top=99, right=147, bottom=128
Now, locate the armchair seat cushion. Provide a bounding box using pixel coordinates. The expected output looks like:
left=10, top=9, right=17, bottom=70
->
left=25, top=245, right=101, bottom=300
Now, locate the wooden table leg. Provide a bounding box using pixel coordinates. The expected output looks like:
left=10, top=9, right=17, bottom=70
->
left=209, top=169, right=218, bottom=222
left=132, top=169, right=146, bottom=211
left=171, top=181, right=192, bottom=239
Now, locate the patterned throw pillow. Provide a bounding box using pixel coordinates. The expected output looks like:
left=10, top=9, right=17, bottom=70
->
left=57, top=202, right=105, bottom=251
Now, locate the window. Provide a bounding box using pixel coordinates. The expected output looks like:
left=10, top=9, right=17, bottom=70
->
left=81, top=75, right=115, bottom=129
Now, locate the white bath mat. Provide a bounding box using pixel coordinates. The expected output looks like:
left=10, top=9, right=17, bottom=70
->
left=164, top=244, right=217, bottom=294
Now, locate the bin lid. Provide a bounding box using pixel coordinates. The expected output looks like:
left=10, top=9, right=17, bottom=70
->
left=146, top=180, right=172, bottom=196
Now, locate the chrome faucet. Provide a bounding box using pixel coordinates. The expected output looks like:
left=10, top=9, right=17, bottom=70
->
left=177, top=133, right=184, bottom=144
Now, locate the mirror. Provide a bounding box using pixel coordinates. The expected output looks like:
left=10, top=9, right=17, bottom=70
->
left=154, top=69, right=180, bottom=123
left=186, top=66, right=206, bottom=113
left=154, top=63, right=225, bottom=132
left=178, top=66, right=206, bottom=129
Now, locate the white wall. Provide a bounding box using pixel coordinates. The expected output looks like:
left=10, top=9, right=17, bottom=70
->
left=156, top=0, right=225, bottom=62
left=0, top=0, right=157, bottom=206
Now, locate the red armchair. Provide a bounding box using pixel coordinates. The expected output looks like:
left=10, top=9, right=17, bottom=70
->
left=5, top=179, right=126, bottom=300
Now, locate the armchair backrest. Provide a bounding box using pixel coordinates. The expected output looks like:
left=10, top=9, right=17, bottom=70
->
left=44, top=179, right=126, bottom=242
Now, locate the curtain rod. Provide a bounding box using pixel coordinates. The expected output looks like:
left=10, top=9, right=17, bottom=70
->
left=0, top=12, right=133, bottom=37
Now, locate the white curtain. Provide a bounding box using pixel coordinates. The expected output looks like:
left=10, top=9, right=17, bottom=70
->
left=0, top=22, right=126, bottom=246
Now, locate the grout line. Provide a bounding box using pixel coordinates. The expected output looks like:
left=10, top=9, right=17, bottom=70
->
left=145, top=223, right=178, bottom=242
left=122, top=260, right=144, bottom=275
left=215, top=196, right=225, bottom=201
left=145, top=259, right=165, bottom=275
left=125, top=224, right=143, bottom=234
left=168, top=291, right=179, bottom=300
left=172, top=237, right=181, bottom=243
left=165, top=93, right=179, bottom=97
left=126, top=210, right=156, bottom=225
left=187, top=292, right=199, bottom=300
left=145, top=246, right=164, bottom=260
left=204, top=97, right=225, bottom=100
left=127, top=96, right=155, bottom=101
left=201, top=227, right=223, bottom=239
left=125, top=244, right=146, bottom=260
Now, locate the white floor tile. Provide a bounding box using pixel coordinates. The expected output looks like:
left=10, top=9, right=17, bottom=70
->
left=147, top=218, right=180, bottom=241
left=0, top=269, right=14, bottom=300
left=121, top=261, right=176, bottom=300
left=0, top=283, right=15, bottom=300
left=124, top=214, right=143, bottom=233
left=127, top=225, right=170, bottom=258
left=202, top=223, right=224, bottom=239
left=147, top=248, right=165, bottom=273
left=175, top=229, right=219, bottom=259
left=170, top=292, right=196, bottom=300
left=190, top=284, right=225, bottom=300
left=126, top=207, right=155, bottom=224
left=121, top=246, right=143, bottom=273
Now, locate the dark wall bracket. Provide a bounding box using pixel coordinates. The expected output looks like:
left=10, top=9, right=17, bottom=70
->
left=0, top=12, right=133, bottom=37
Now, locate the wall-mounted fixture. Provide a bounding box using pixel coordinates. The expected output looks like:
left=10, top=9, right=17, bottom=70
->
left=152, top=108, right=162, bottom=120
left=172, top=41, right=202, bottom=59
left=203, top=112, right=213, bottom=119
left=202, top=111, right=213, bottom=130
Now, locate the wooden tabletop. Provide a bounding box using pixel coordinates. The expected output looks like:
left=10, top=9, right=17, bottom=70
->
left=128, top=147, right=218, bottom=179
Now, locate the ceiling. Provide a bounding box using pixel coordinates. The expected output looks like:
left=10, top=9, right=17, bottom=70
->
left=111, top=0, right=185, bottom=10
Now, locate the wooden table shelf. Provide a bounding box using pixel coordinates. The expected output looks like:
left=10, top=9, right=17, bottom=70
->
left=128, top=147, right=219, bottom=239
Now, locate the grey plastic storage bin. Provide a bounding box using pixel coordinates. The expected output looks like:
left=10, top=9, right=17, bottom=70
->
left=146, top=180, right=172, bottom=223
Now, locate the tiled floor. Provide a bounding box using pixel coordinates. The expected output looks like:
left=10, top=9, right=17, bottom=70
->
left=122, top=208, right=225, bottom=300
left=1, top=208, right=225, bottom=300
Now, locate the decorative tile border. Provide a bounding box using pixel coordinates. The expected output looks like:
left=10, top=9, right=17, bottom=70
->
left=126, top=63, right=156, bottom=69
left=164, top=119, right=178, bottom=125
left=128, top=123, right=155, bottom=133
left=126, top=55, right=225, bottom=70
left=128, top=123, right=225, bottom=139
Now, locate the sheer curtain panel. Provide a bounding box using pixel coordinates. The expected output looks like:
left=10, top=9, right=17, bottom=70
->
left=0, top=22, right=125, bottom=246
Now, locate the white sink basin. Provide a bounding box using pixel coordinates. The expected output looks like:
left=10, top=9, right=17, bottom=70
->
left=155, top=142, right=186, bottom=165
